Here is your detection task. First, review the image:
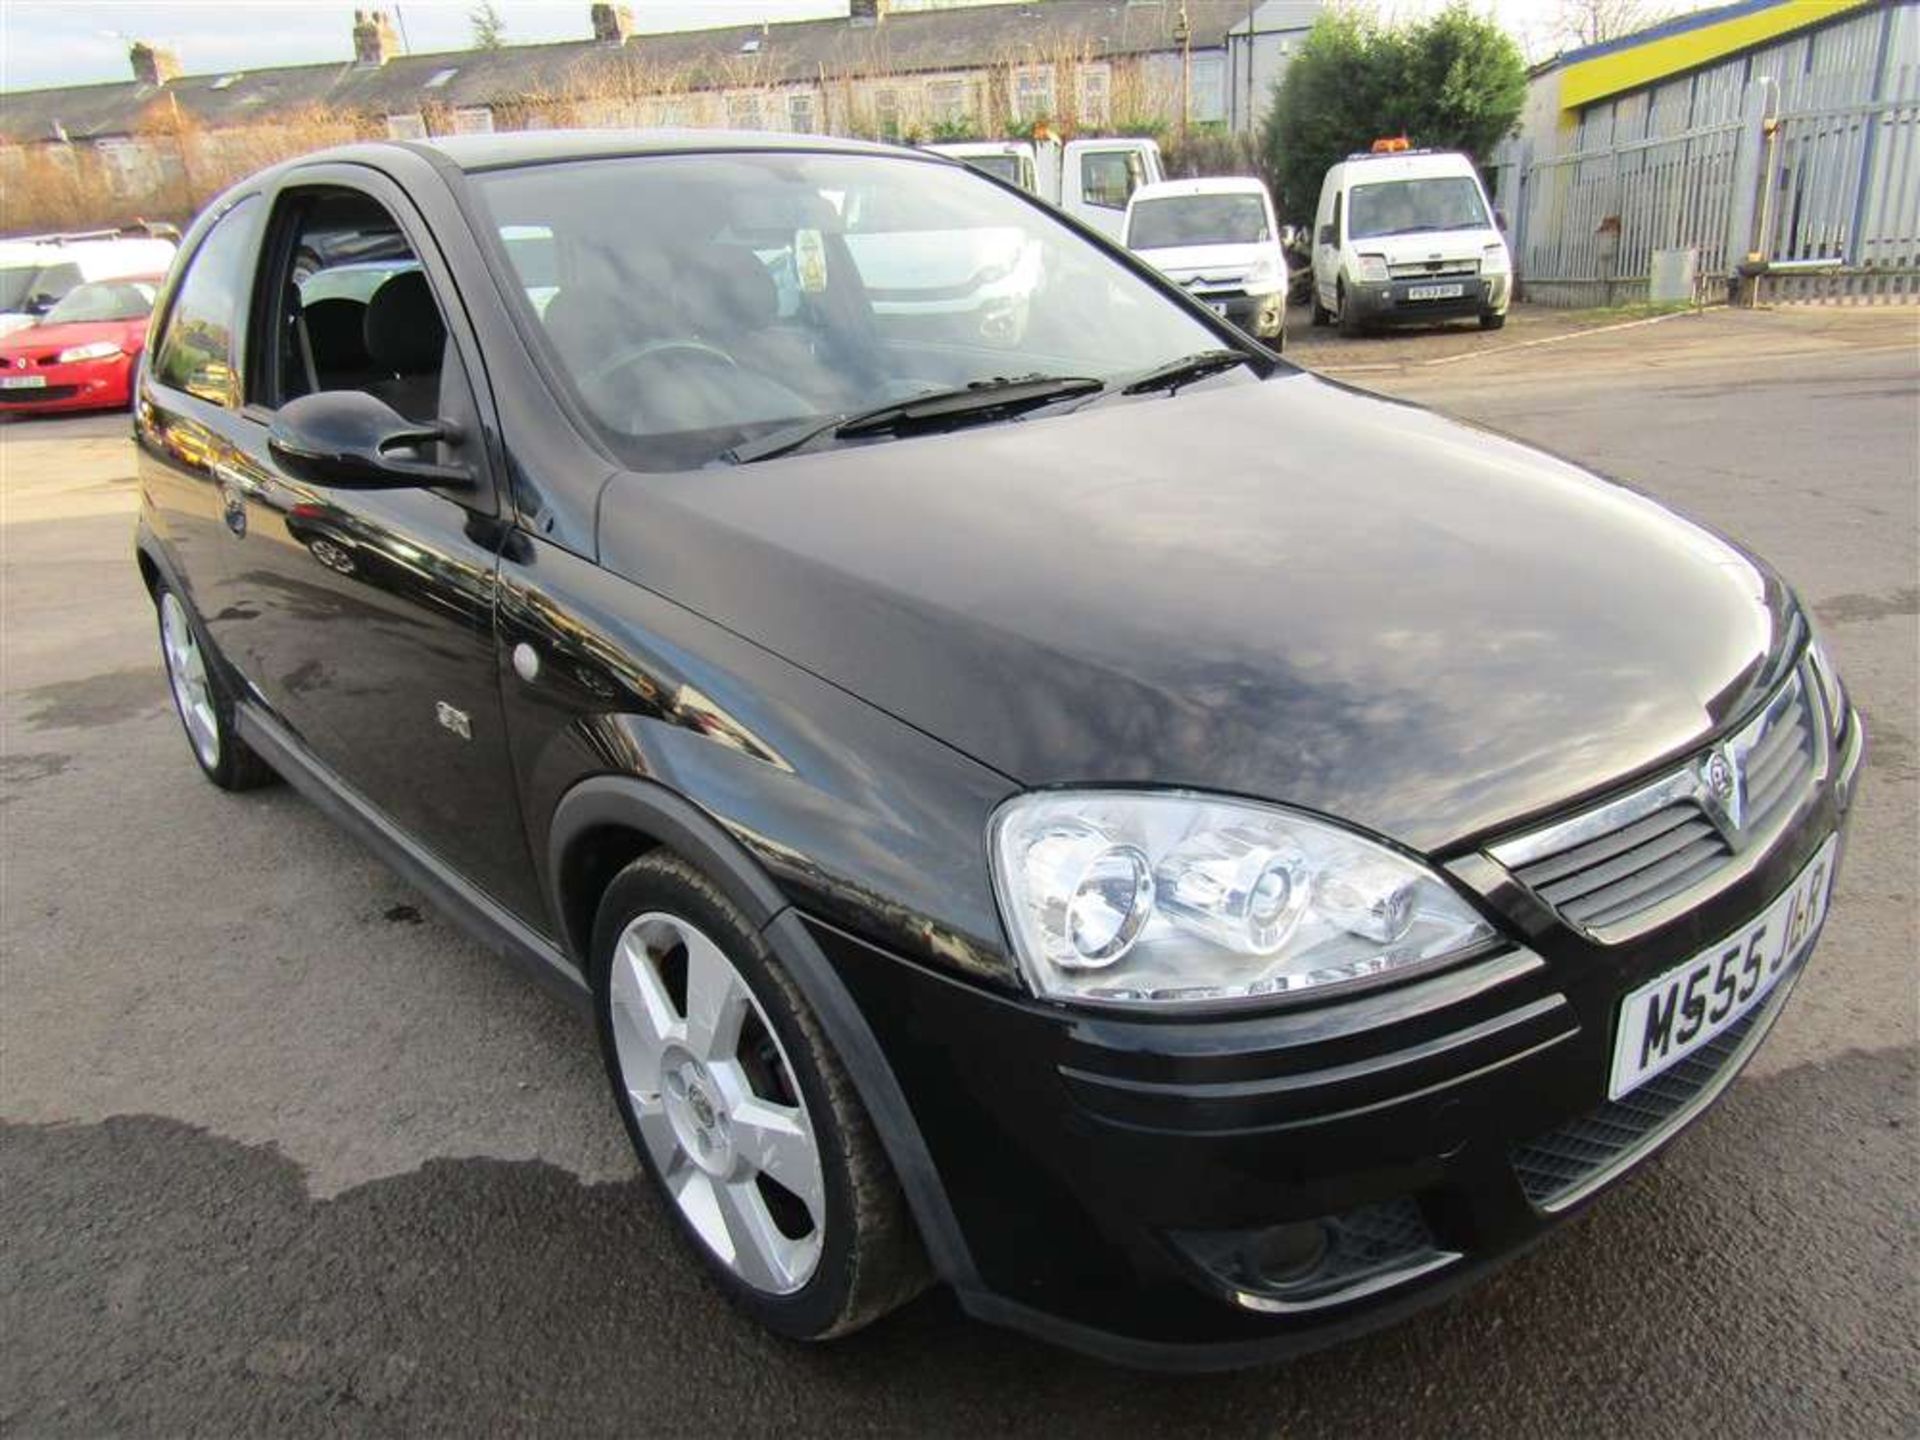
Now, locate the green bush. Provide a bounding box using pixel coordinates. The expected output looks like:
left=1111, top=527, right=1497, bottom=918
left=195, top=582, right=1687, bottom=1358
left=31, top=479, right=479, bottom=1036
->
left=1262, top=3, right=1525, bottom=222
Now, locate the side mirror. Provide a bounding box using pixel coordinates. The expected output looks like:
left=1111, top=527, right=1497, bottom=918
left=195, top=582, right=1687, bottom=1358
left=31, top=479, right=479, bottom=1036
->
left=1316, top=223, right=1335, bottom=247
left=1278, top=224, right=1299, bottom=250
left=268, top=390, right=470, bottom=490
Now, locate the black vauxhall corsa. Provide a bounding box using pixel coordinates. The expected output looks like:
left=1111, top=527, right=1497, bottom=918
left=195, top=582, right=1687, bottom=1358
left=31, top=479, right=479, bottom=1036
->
left=134, top=131, right=1864, bottom=1370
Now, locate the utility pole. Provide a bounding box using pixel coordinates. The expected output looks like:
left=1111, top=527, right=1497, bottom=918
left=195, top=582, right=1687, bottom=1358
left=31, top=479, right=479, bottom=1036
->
left=1176, top=3, right=1192, bottom=141
left=1245, top=0, right=1255, bottom=133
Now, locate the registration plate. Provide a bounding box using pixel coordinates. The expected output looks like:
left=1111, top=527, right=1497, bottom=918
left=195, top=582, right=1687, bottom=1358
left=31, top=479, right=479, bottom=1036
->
left=1407, top=283, right=1465, bottom=301
left=0, top=374, right=47, bottom=389
left=1609, top=834, right=1836, bottom=1099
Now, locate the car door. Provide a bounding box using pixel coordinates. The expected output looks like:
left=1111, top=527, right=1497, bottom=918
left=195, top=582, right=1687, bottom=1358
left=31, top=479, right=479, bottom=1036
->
left=137, top=192, right=270, bottom=661
left=216, top=168, right=542, bottom=922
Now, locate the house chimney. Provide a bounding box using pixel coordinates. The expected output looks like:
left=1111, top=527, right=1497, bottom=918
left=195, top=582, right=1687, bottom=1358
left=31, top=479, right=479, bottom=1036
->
left=129, top=41, right=181, bottom=88
left=352, top=9, right=400, bottom=66
left=848, top=0, right=887, bottom=27
left=590, top=3, right=634, bottom=44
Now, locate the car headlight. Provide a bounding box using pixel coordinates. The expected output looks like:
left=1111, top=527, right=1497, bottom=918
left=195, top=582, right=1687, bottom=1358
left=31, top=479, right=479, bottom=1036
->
left=1354, top=253, right=1389, bottom=283
left=1806, top=630, right=1847, bottom=736
left=1243, top=253, right=1287, bottom=296
left=990, top=791, right=1497, bottom=1008
left=1481, top=242, right=1511, bottom=275
left=57, top=340, right=123, bottom=364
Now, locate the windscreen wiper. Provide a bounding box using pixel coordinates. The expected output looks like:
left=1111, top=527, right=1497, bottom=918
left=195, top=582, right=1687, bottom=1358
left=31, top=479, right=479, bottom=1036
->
left=723, top=373, right=1104, bottom=465
left=1115, top=348, right=1258, bottom=398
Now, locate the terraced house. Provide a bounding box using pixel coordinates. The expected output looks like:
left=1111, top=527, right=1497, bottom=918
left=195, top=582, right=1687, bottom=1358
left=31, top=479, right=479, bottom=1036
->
left=0, top=1, right=1320, bottom=234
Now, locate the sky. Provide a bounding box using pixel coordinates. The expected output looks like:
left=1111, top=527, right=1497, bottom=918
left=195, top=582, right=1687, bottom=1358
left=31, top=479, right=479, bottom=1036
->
left=0, top=0, right=1703, bottom=93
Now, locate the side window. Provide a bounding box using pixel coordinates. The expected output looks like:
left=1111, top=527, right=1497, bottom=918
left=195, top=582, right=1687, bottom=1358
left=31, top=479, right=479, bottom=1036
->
left=1331, top=192, right=1343, bottom=242
left=152, top=196, right=262, bottom=408
left=262, top=187, right=449, bottom=426
left=1081, top=150, right=1144, bottom=211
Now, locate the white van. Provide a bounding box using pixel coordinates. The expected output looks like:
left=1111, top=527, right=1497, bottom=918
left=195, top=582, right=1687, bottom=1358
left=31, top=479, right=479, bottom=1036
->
left=0, top=235, right=178, bottom=336
left=1123, top=177, right=1288, bottom=343
left=926, top=136, right=1163, bottom=241
left=1310, top=149, right=1510, bottom=335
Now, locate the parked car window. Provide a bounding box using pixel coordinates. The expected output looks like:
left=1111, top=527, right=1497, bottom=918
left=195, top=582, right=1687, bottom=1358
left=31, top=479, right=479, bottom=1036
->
left=262, top=188, right=450, bottom=424
left=961, top=154, right=1022, bottom=186
left=43, top=279, right=157, bottom=324
left=152, top=197, right=261, bottom=408
left=1081, top=150, right=1146, bottom=210
left=476, top=151, right=1223, bottom=471
left=1349, top=177, right=1489, bottom=239
left=1129, top=194, right=1270, bottom=249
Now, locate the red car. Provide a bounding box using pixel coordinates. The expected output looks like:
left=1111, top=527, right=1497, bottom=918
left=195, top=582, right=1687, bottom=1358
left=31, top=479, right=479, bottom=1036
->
left=0, top=275, right=163, bottom=415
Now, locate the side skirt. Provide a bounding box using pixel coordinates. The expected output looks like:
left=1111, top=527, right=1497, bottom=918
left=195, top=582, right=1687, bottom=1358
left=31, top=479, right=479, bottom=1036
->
left=236, top=701, right=590, bottom=1014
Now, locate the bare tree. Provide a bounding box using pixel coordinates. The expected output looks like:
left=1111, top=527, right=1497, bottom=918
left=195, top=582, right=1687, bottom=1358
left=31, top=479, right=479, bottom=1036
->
left=1552, top=0, right=1678, bottom=52
left=469, top=1, right=506, bottom=51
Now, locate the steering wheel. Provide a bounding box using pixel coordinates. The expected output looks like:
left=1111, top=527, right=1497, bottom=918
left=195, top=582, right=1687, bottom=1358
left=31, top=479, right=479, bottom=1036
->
left=584, top=338, right=738, bottom=389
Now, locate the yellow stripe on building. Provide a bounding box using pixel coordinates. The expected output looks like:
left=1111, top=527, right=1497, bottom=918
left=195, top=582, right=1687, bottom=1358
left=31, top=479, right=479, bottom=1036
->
left=1558, top=0, right=1880, bottom=112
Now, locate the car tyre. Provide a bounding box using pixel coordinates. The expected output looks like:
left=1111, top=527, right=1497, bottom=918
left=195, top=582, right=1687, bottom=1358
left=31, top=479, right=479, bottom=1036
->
left=592, top=851, right=929, bottom=1340
left=1337, top=282, right=1366, bottom=338
left=1479, top=311, right=1508, bottom=331
left=154, top=582, right=277, bottom=791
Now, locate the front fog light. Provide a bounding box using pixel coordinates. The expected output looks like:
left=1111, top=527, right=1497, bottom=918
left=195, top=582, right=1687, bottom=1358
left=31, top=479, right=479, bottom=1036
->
left=1024, top=825, right=1154, bottom=968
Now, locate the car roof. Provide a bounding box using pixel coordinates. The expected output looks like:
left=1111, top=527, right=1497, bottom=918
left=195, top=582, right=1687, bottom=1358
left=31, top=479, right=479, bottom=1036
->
left=1129, top=176, right=1270, bottom=203
left=405, top=127, right=918, bottom=172
left=1331, top=151, right=1477, bottom=184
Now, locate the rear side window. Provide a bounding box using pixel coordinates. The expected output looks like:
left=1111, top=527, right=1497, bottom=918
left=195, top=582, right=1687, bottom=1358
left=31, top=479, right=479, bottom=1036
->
left=152, top=196, right=262, bottom=408
left=1081, top=150, right=1146, bottom=210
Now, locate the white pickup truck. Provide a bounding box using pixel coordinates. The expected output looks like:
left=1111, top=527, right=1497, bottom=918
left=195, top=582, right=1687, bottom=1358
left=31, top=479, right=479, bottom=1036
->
left=926, top=137, right=1163, bottom=241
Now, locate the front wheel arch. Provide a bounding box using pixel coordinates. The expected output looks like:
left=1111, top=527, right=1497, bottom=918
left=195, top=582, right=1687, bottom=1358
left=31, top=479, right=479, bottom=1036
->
left=543, top=772, right=981, bottom=1293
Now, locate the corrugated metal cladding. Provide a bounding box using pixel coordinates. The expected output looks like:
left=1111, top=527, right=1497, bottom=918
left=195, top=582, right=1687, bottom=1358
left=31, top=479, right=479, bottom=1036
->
left=1574, top=2, right=1913, bottom=147
left=1513, top=0, right=1920, bottom=306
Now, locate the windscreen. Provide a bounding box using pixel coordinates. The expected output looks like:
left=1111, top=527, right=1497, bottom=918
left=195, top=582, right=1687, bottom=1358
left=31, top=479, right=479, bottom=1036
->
left=1128, top=194, right=1270, bottom=249
left=473, top=150, right=1224, bottom=471
left=1348, top=176, right=1490, bottom=239
left=44, top=278, right=157, bottom=324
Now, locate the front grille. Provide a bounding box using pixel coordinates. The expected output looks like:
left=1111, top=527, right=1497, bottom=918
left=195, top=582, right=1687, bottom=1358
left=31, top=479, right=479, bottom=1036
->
left=1388, top=259, right=1480, bottom=279
left=1511, top=972, right=1790, bottom=1210
left=1491, top=667, right=1823, bottom=942
left=0, top=385, right=79, bottom=403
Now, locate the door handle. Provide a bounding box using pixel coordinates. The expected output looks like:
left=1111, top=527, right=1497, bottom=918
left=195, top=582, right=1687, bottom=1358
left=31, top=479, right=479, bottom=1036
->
left=213, top=462, right=264, bottom=496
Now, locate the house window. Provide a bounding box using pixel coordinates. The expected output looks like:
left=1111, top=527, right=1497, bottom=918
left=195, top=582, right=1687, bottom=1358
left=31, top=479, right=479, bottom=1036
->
left=1012, top=65, right=1056, bottom=122
left=872, top=86, right=901, bottom=137
left=1077, top=63, right=1111, bottom=128
left=727, top=92, right=763, bottom=130
left=927, top=78, right=970, bottom=126
left=1189, top=54, right=1226, bottom=123
left=93, top=136, right=149, bottom=195
left=787, top=90, right=817, bottom=134
left=451, top=106, right=494, bottom=134
left=385, top=112, right=427, bottom=140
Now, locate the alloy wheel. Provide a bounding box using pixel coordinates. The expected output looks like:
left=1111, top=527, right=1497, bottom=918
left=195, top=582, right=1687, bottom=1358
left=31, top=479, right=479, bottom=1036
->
left=160, top=592, right=221, bottom=770
left=609, top=911, right=827, bottom=1294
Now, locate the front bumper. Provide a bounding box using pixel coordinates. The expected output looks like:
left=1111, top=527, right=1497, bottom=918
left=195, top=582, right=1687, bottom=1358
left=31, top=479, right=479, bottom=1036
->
left=0, top=353, right=134, bottom=413
left=811, top=705, right=1862, bottom=1369
left=1348, top=274, right=1508, bottom=326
